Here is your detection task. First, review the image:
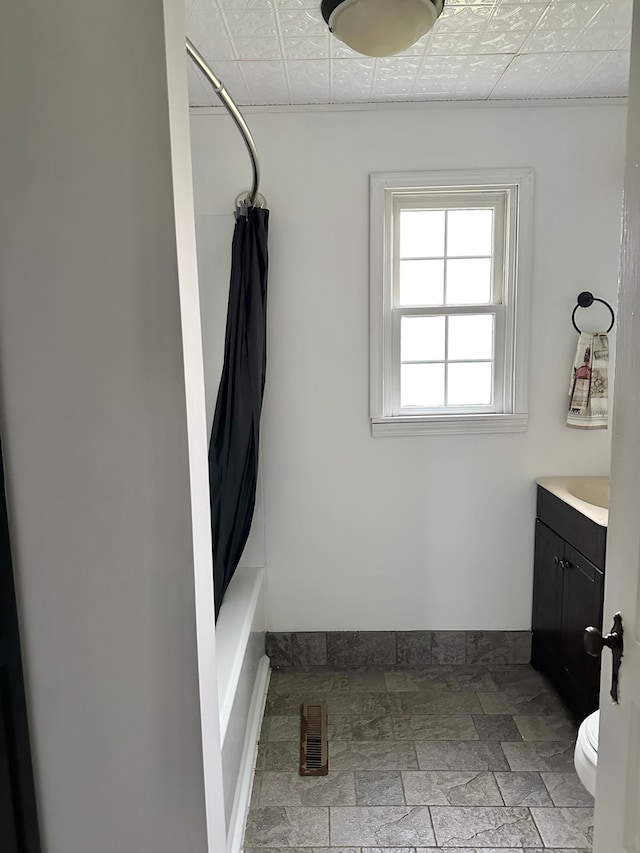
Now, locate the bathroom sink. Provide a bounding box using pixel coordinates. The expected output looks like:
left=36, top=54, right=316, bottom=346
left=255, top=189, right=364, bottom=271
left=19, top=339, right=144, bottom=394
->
left=536, top=476, right=609, bottom=527
left=566, top=478, right=609, bottom=509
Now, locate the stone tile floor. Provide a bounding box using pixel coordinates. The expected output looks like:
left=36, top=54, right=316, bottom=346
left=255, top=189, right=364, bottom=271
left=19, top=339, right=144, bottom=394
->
left=242, top=665, right=593, bottom=852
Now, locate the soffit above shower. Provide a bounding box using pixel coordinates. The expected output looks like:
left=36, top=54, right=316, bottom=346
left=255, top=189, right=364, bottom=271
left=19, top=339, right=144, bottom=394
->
left=185, top=0, right=631, bottom=107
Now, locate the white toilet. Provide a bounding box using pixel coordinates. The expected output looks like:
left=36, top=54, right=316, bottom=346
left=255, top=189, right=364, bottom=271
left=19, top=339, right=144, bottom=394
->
left=574, top=710, right=599, bottom=796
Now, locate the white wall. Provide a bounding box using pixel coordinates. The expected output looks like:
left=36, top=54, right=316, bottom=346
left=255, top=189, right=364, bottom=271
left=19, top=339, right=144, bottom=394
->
left=191, top=102, right=626, bottom=632
left=0, top=1, right=225, bottom=851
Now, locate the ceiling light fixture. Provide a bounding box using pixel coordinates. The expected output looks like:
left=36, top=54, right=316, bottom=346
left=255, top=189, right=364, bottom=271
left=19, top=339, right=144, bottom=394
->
left=321, top=0, right=444, bottom=57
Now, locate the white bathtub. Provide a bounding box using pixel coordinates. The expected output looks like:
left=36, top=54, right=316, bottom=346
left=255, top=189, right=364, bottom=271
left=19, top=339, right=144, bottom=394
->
left=215, top=566, right=269, bottom=853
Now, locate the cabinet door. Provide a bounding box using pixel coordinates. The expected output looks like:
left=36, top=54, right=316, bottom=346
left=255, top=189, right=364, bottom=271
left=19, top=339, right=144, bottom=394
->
left=531, top=520, right=564, bottom=673
left=561, top=544, right=604, bottom=718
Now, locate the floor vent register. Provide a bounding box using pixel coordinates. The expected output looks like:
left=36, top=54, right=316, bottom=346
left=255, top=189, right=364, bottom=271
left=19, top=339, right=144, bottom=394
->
left=299, top=701, right=328, bottom=776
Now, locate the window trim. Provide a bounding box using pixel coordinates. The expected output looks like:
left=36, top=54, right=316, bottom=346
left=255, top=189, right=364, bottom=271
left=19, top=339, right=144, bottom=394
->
left=370, top=168, right=533, bottom=436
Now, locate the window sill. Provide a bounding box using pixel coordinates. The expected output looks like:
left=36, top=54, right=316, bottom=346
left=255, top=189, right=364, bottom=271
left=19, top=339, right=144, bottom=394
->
left=371, top=413, right=528, bottom=437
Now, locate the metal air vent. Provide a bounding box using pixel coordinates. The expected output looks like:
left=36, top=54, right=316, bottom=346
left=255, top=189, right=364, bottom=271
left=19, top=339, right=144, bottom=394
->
left=299, top=701, right=328, bottom=776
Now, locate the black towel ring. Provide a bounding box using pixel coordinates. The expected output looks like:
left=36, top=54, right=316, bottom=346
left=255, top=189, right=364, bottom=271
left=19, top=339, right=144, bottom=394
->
left=571, top=291, right=615, bottom=334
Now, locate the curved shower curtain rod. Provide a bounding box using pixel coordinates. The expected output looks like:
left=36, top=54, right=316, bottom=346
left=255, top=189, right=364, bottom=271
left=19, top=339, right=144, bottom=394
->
left=186, top=38, right=263, bottom=208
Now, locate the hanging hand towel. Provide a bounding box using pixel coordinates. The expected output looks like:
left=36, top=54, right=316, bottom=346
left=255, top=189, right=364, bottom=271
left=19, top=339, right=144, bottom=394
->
left=567, top=332, right=609, bottom=429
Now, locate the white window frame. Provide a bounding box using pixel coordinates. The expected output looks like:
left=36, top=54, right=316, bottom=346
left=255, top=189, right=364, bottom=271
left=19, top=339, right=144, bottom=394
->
left=370, top=169, right=533, bottom=437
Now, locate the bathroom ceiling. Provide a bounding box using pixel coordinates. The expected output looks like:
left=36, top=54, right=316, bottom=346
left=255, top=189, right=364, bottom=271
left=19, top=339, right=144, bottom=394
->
left=185, top=0, right=631, bottom=107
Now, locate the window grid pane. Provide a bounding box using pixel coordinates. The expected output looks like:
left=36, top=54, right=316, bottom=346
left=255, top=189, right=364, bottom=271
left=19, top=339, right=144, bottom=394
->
left=447, top=314, right=494, bottom=361
left=446, top=258, right=493, bottom=305
left=399, top=309, right=496, bottom=410
left=399, top=259, right=445, bottom=305
left=401, top=316, right=446, bottom=362
left=401, top=363, right=445, bottom=408
left=447, top=361, right=494, bottom=406
left=399, top=209, right=445, bottom=259
left=397, top=207, right=497, bottom=309
left=447, top=209, right=494, bottom=257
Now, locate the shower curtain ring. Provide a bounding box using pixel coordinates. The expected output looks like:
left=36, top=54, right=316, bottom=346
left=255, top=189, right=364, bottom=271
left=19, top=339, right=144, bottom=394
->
left=236, top=191, right=267, bottom=210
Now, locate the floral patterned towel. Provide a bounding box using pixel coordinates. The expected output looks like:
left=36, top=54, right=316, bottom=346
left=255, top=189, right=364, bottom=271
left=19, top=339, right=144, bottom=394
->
left=567, top=332, right=609, bottom=430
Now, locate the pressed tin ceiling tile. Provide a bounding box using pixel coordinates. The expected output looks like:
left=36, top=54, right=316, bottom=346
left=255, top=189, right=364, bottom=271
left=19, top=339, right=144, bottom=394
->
left=574, top=48, right=630, bottom=94
left=216, top=0, right=274, bottom=7
left=223, top=9, right=280, bottom=37
left=572, top=22, right=630, bottom=51
left=332, top=57, right=377, bottom=100
left=489, top=51, right=561, bottom=97
left=185, top=0, right=632, bottom=104
left=591, top=0, right=633, bottom=30
left=242, top=59, right=292, bottom=103
left=281, top=36, right=331, bottom=59
left=375, top=56, right=423, bottom=78
left=474, top=30, right=529, bottom=51
left=536, top=1, right=605, bottom=31
left=275, top=0, right=319, bottom=8
left=486, top=4, right=548, bottom=31
left=550, top=46, right=614, bottom=81
left=520, top=26, right=582, bottom=52
left=332, top=56, right=378, bottom=87
left=185, top=10, right=237, bottom=60
left=233, top=36, right=283, bottom=60
left=428, top=32, right=480, bottom=53
left=530, top=49, right=609, bottom=95
left=437, top=5, right=496, bottom=31
left=277, top=9, right=327, bottom=36
left=288, top=59, right=332, bottom=102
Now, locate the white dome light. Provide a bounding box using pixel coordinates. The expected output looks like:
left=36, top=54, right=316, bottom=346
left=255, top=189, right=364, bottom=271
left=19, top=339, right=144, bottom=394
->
left=321, top=0, right=444, bottom=58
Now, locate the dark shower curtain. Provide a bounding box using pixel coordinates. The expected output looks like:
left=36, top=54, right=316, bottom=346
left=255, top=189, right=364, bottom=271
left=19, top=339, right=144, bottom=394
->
left=209, top=204, right=269, bottom=618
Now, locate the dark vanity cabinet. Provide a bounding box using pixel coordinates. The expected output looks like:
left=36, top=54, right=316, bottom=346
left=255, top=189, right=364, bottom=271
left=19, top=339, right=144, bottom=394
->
left=531, top=485, right=606, bottom=720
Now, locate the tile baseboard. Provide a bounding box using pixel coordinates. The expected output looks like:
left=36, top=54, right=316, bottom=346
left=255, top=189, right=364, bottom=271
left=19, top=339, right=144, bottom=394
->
left=265, top=630, right=532, bottom=668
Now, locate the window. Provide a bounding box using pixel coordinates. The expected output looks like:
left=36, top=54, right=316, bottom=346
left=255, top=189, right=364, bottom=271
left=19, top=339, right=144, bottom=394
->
left=370, top=169, right=533, bottom=436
